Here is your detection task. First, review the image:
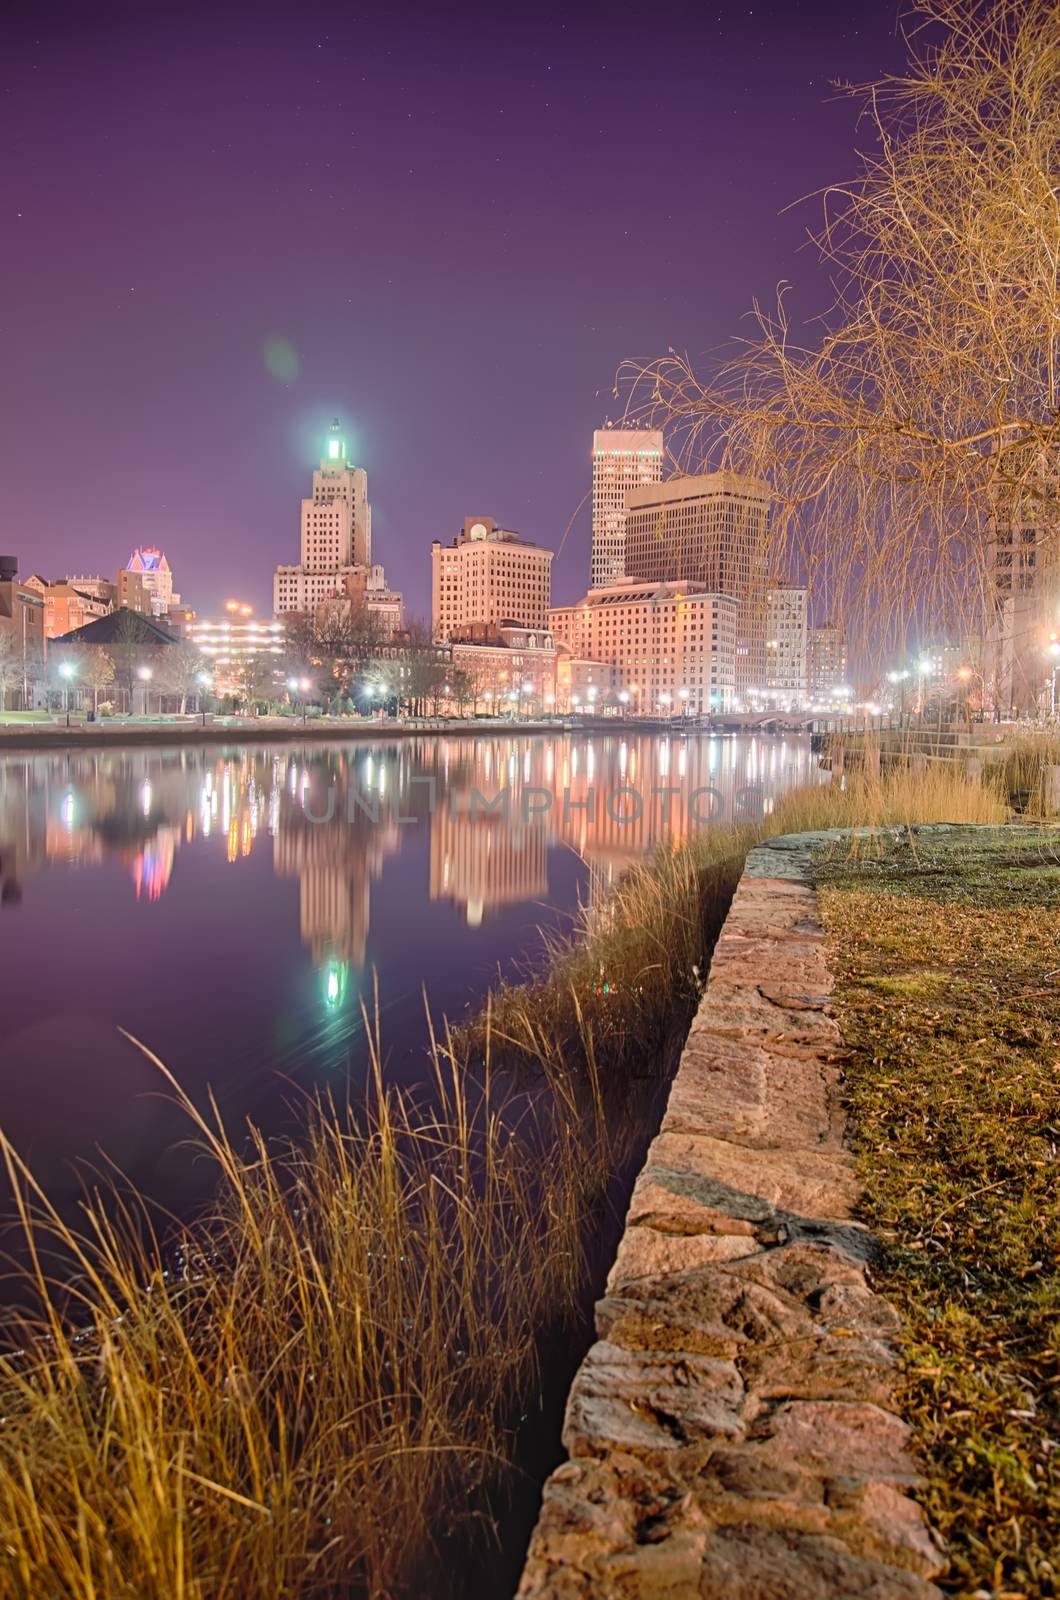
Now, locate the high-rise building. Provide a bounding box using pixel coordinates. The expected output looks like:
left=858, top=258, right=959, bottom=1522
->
left=808, top=624, right=848, bottom=699
left=623, top=472, right=770, bottom=696
left=274, top=419, right=400, bottom=619
left=591, top=427, right=664, bottom=588
left=765, top=586, right=808, bottom=705
left=119, top=548, right=177, bottom=616
left=431, top=517, right=552, bottom=641
left=984, top=446, right=1058, bottom=714
left=549, top=579, right=738, bottom=713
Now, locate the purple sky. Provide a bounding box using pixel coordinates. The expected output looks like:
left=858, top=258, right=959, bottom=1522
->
left=1, top=0, right=906, bottom=619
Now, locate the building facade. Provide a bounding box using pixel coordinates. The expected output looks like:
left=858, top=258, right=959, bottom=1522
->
left=186, top=612, right=287, bottom=694
left=765, top=586, right=808, bottom=705
left=549, top=579, right=738, bottom=713
left=274, top=420, right=398, bottom=620
left=985, top=453, right=1058, bottom=715
left=431, top=517, right=552, bottom=641
left=118, top=548, right=177, bottom=616
left=808, top=623, right=848, bottom=698
left=25, top=576, right=116, bottom=639
left=623, top=472, right=770, bottom=696
left=0, top=557, right=46, bottom=706
left=591, top=427, right=664, bottom=588
left=449, top=623, right=557, bottom=712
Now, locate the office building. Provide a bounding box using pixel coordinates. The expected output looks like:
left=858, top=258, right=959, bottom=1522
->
left=274, top=419, right=398, bottom=619
left=549, top=579, right=738, bottom=713
left=118, top=548, right=178, bottom=616
left=591, top=426, right=664, bottom=587
left=431, top=517, right=552, bottom=641
left=623, top=472, right=770, bottom=695
left=0, top=557, right=46, bottom=707
left=808, top=624, right=848, bottom=698
left=24, top=575, right=116, bottom=639
left=765, top=586, right=808, bottom=705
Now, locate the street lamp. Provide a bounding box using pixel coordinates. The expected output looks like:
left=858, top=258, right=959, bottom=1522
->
left=137, top=665, right=153, bottom=717
left=197, top=670, right=212, bottom=726
left=1047, top=640, right=1060, bottom=718
left=618, top=689, right=630, bottom=719
left=58, top=660, right=76, bottom=726
left=678, top=686, right=690, bottom=717
left=887, top=669, right=911, bottom=724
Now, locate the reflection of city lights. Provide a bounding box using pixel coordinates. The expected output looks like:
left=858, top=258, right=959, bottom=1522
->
left=141, top=782, right=152, bottom=817
left=62, top=791, right=75, bottom=828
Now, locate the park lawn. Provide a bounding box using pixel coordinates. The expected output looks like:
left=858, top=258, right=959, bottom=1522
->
left=817, top=828, right=1060, bottom=1600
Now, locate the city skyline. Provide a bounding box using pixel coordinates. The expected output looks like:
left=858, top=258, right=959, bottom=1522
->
left=1, top=0, right=908, bottom=617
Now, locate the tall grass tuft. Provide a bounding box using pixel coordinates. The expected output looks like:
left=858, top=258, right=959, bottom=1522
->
left=0, top=761, right=1006, bottom=1599
left=991, top=733, right=1060, bottom=813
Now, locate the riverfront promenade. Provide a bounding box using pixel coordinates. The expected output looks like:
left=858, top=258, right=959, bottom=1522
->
left=518, top=831, right=945, bottom=1599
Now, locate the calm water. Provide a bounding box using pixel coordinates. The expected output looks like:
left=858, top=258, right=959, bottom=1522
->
left=0, top=730, right=821, bottom=1218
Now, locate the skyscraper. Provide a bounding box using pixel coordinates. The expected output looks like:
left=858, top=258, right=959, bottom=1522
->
left=623, top=471, right=771, bottom=695
left=590, top=427, right=664, bottom=588
left=274, top=419, right=400, bottom=622
left=431, top=517, right=552, bottom=641
left=765, top=586, right=809, bottom=705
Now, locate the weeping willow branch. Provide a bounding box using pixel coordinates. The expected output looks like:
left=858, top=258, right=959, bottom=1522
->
left=620, top=0, right=1060, bottom=663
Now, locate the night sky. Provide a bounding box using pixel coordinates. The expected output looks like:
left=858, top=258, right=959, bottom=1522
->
left=1, top=0, right=906, bottom=618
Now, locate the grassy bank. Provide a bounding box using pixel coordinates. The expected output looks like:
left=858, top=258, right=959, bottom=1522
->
left=817, top=830, right=1060, bottom=1597
left=0, top=767, right=1006, bottom=1599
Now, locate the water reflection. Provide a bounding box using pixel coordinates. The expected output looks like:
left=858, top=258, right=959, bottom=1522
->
left=0, top=733, right=823, bottom=1215
left=0, top=730, right=821, bottom=955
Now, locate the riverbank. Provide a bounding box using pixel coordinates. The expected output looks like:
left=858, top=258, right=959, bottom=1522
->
left=0, top=769, right=1010, bottom=1598
left=519, top=819, right=1059, bottom=1599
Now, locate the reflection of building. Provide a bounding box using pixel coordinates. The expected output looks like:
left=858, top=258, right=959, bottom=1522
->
left=808, top=624, right=848, bottom=698
left=549, top=581, right=737, bottom=713
left=119, top=548, right=178, bottom=617
left=274, top=420, right=400, bottom=620
left=273, top=759, right=400, bottom=970
left=432, top=518, right=552, bottom=641
left=765, top=587, right=808, bottom=705
left=591, top=427, right=664, bottom=588
left=623, top=473, right=770, bottom=695
left=429, top=801, right=548, bottom=926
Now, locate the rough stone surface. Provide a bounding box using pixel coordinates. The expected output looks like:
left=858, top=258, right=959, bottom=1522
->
left=516, top=835, right=945, bottom=1599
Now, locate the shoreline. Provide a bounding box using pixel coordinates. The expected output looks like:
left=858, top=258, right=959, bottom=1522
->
left=0, top=715, right=799, bottom=753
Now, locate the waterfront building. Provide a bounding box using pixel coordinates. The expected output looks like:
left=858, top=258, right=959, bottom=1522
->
left=591, top=426, right=664, bottom=588
left=448, top=623, right=557, bottom=713
left=274, top=420, right=398, bottom=619
left=765, top=586, right=809, bottom=706
left=118, top=548, right=178, bottom=617
left=808, top=623, right=848, bottom=699
left=623, top=472, right=770, bottom=697
left=431, top=517, right=552, bottom=642
left=0, top=557, right=46, bottom=707
left=549, top=579, right=738, bottom=714
left=554, top=649, right=616, bottom=712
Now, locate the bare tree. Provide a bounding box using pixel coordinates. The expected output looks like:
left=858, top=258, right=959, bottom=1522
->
left=621, top=0, right=1060, bottom=664
left=0, top=635, right=24, bottom=710
left=154, top=640, right=207, bottom=713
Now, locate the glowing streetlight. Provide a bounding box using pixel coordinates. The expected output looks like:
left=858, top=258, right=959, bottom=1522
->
left=136, top=664, right=153, bottom=717
left=58, top=659, right=76, bottom=725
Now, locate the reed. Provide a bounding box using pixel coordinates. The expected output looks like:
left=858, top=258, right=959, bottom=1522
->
left=0, top=762, right=1006, bottom=1599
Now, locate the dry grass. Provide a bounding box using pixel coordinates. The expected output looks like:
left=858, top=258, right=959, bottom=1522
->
left=0, top=1030, right=605, bottom=1600
left=992, top=733, right=1060, bottom=813
left=0, top=763, right=1007, bottom=1599
left=818, top=830, right=1060, bottom=1595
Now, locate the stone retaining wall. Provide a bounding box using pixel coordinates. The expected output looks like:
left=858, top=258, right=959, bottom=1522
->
left=517, top=832, right=945, bottom=1599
